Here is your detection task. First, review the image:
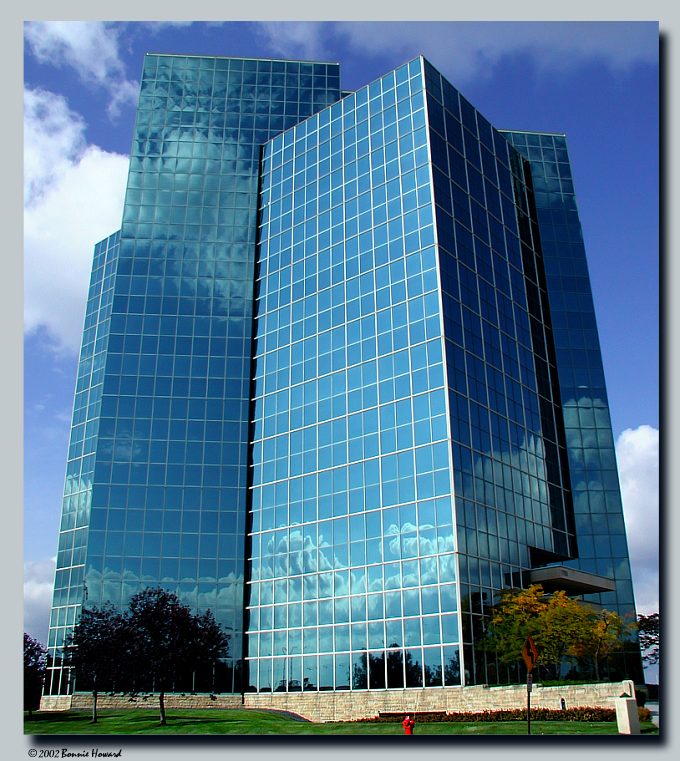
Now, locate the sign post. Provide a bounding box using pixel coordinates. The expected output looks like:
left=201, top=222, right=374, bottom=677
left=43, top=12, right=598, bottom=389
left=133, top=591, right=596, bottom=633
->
left=521, top=636, right=539, bottom=736
left=526, top=672, right=533, bottom=735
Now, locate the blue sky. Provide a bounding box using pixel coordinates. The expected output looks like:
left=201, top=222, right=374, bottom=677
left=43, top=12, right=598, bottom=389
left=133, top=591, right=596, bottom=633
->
left=23, top=21, right=659, bottom=676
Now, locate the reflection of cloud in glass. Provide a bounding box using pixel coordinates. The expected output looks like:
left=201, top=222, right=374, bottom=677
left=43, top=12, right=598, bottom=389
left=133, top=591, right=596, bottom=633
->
left=97, top=434, right=146, bottom=463
left=459, top=422, right=583, bottom=539
left=84, top=566, right=243, bottom=620
left=254, top=497, right=462, bottom=609
left=65, top=474, right=92, bottom=495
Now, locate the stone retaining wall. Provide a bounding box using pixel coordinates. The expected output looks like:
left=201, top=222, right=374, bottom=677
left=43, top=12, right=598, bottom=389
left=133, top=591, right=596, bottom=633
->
left=39, top=696, right=73, bottom=711
left=43, top=680, right=634, bottom=722
left=244, top=680, right=634, bottom=722
left=69, top=693, right=244, bottom=711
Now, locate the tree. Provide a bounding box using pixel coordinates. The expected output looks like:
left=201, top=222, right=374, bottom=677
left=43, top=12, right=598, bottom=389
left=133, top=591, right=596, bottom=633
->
left=24, top=633, right=47, bottom=716
left=533, top=591, right=596, bottom=679
left=484, top=584, right=632, bottom=681
left=351, top=653, right=368, bottom=689
left=191, top=608, right=232, bottom=692
left=64, top=604, right=128, bottom=723
left=581, top=608, right=633, bottom=681
left=64, top=587, right=229, bottom=725
left=637, top=613, right=659, bottom=666
left=126, top=587, right=229, bottom=725
left=483, top=584, right=547, bottom=666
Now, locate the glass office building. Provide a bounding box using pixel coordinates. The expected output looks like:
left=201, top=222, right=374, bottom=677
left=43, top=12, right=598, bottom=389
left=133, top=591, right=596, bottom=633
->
left=503, top=131, right=638, bottom=616
left=45, top=54, right=341, bottom=695
left=45, top=54, right=640, bottom=696
left=46, top=231, right=120, bottom=695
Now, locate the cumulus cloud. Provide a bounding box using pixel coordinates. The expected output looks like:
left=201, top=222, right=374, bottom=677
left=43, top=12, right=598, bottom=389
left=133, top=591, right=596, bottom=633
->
left=254, top=21, right=336, bottom=62
left=143, top=21, right=196, bottom=33
left=24, top=21, right=138, bottom=117
left=615, top=425, right=659, bottom=615
left=24, top=558, right=56, bottom=645
left=253, top=21, right=657, bottom=85
left=24, top=87, right=129, bottom=354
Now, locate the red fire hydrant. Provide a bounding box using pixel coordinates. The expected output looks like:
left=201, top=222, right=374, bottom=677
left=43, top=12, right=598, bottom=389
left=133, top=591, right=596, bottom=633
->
left=402, top=714, right=415, bottom=735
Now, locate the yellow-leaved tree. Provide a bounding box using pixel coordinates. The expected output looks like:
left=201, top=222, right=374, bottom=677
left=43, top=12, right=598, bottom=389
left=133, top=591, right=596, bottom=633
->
left=484, top=584, right=633, bottom=681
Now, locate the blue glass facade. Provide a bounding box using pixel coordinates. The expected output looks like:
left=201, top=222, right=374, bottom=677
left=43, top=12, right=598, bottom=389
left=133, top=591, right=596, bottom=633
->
left=245, top=57, right=595, bottom=691
left=46, top=55, right=341, bottom=694
left=46, top=53, right=641, bottom=696
left=46, top=231, right=119, bottom=694
left=423, top=63, right=578, bottom=685
left=504, top=131, right=637, bottom=616
left=248, top=59, right=460, bottom=691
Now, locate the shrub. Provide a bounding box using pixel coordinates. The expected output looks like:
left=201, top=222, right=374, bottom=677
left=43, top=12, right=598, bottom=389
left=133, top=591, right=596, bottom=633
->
left=352, top=707, right=619, bottom=723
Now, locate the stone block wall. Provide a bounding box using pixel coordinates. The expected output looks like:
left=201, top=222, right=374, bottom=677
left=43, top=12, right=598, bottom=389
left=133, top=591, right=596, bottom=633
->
left=68, top=693, right=244, bottom=711
left=243, top=680, right=634, bottom=722
left=39, top=695, right=73, bottom=711
left=42, top=680, right=634, bottom=722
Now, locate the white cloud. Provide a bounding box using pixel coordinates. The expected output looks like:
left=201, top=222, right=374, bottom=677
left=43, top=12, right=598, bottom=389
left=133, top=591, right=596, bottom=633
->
left=615, top=425, right=659, bottom=616
left=24, top=88, right=129, bottom=354
left=24, top=88, right=87, bottom=204
left=143, top=21, right=196, bottom=33
left=253, top=21, right=657, bottom=86
left=24, top=558, right=56, bottom=645
left=24, top=21, right=138, bottom=117
left=254, top=21, right=335, bottom=61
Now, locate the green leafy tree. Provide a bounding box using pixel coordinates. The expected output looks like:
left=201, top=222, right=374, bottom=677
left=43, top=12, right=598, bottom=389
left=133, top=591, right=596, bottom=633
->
left=484, top=584, right=632, bottom=681
left=192, top=608, right=231, bottom=690
left=483, top=584, right=547, bottom=667
left=637, top=612, right=659, bottom=666
left=126, top=587, right=229, bottom=725
left=533, top=591, right=595, bottom=679
left=573, top=608, right=634, bottom=681
left=64, top=604, right=128, bottom=723
left=64, top=588, right=229, bottom=725
left=24, top=633, right=47, bottom=716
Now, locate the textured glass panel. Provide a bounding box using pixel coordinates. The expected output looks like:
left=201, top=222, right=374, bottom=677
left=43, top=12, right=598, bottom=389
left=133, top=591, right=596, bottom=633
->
left=503, top=129, right=639, bottom=649
left=48, top=52, right=642, bottom=696
left=46, top=55, right=341, bottom=696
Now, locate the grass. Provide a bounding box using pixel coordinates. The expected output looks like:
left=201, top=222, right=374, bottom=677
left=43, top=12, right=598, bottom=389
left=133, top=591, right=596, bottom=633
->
left=25, top=709, right=660, bottom=736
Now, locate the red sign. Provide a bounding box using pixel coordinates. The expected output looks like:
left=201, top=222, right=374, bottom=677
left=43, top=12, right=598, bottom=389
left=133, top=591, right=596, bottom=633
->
left=522, top=636, right=539, bottom=672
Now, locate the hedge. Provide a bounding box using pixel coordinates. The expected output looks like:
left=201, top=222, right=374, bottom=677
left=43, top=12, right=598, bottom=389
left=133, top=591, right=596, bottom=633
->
left=351, top=706, right=652, bottom=723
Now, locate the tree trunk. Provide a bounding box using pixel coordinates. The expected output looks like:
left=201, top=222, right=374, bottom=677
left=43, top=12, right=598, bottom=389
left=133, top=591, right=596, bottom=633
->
left=91, top=690, right=98, bottom=724
left=159, top=690, right=166, bottom=725
left=593, top=650, right=601, bottom=681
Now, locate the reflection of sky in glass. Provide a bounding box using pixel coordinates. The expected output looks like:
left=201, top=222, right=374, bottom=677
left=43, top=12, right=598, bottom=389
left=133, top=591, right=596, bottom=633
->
left=46, top=53, right=641, bottom=696
left=421, top=62, right=578, bottom=685
left=45, top=56, right=342, bottom=695
left=46, top=232, right=119, bottom=694
left=505, top=131, right=638, bottom=623
left=248, top=58, right=460, bottom=692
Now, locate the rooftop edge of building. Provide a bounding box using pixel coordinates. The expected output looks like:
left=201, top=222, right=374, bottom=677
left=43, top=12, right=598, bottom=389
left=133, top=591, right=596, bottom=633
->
left=259, top=55, right=425, bottom=149
left=143, top=52, right=341, bottom=67
left=500, top=128, right=568, bottom=138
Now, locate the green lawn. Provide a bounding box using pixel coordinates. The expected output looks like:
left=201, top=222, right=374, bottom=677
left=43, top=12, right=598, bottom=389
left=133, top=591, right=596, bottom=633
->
left=25, top=709, right=660, bottom=736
